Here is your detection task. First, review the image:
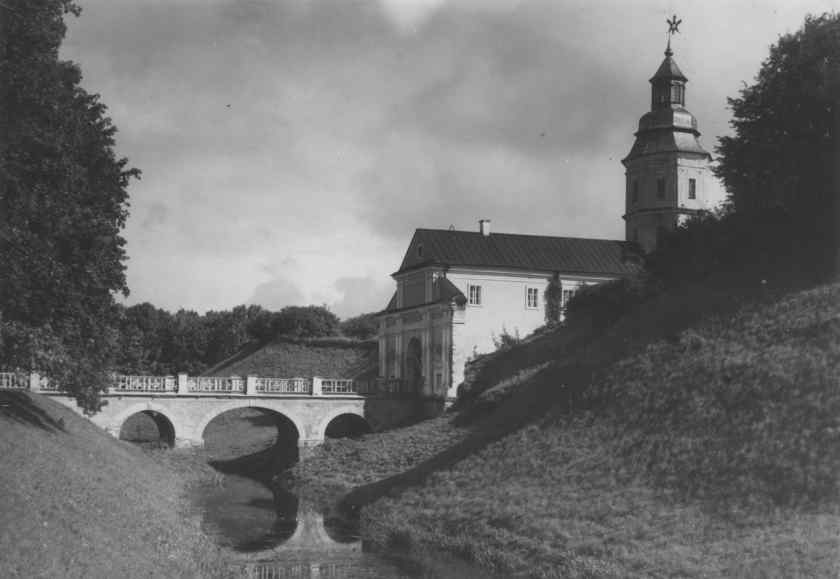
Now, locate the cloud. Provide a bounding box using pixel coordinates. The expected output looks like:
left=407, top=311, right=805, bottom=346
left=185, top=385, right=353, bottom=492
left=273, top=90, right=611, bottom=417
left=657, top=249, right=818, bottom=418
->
left=247, top=275, right=305, bottom=310
left=329, top=276, right=394, bottom=319
left=60, top=0, right=839, bottom=314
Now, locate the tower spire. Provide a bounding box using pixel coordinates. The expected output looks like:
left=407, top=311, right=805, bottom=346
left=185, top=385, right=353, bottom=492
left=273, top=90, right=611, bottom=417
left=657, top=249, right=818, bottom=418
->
left=621, top=16, right=710, bottom=253
left=666, top=14, right=682, bottom=57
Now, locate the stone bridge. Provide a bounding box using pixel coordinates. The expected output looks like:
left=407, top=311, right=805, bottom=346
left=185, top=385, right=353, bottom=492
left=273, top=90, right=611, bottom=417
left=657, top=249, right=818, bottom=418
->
left=0, top=372, right=424, bottom=448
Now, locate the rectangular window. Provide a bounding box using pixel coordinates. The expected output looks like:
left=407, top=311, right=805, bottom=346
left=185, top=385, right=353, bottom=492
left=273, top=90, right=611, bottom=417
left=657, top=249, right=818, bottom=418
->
left=526, top=287, right=539, bottom=309
left=468, top=284, right=482, bottom=306
left=561, top=289, right=575, bottom=310
left=657, top=177, right=665, bottom=199
left=688, top=178, right=696, bottom=199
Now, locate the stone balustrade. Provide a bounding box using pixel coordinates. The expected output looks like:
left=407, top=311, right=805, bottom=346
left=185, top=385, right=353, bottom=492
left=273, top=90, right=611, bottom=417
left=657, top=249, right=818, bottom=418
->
left=0, top=371, right=406, bottom=398
left=0, top=372, right=28, bottom=390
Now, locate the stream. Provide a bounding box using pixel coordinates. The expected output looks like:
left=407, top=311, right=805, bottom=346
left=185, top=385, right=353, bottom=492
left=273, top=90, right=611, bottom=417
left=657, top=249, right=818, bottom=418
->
left=185, top=409, right=500, bottom=578
left=191, top=472, right=498, bottom=578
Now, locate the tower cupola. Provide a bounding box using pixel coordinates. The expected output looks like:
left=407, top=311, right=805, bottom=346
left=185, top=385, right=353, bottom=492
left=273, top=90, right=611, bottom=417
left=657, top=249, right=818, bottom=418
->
left=621, top=16, right=712, bottom=253
left=650, top=47, right=687, bottom=109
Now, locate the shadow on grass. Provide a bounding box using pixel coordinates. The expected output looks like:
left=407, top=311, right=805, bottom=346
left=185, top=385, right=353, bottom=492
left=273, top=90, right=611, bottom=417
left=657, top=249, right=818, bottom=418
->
left=0, top=391, right=67, bottom=433
left=339, top=362, right=588, bottom=515
left=340, top=279, right=795, bottom=515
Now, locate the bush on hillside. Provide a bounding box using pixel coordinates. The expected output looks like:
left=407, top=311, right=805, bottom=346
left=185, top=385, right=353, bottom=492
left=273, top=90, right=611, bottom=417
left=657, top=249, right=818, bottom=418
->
left=564, top=206, right=832, bottom=337
left=564, top=273, right=660, bottom=332
left=648, top=207, right=833, bottom=289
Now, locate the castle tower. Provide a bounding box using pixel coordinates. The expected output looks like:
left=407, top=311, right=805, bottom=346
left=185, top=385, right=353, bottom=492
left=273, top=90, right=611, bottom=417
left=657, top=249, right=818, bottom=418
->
left=622, top=18, right=712, bottom=253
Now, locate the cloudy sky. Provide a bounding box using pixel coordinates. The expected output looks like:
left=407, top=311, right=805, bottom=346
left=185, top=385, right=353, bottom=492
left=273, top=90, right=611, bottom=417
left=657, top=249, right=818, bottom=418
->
left=61, top=0, right=836, bottom=317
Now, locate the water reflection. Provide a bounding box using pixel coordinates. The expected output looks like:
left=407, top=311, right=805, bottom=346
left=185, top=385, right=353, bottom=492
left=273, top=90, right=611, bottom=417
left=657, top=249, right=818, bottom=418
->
left=190, top=435, right=501, bottom=578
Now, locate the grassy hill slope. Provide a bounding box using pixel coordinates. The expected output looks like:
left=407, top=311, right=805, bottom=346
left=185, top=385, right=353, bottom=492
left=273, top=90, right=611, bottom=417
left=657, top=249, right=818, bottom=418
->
left=295, top=280, right=840, bottom=577
left=0, top=392, right=226, bottom=579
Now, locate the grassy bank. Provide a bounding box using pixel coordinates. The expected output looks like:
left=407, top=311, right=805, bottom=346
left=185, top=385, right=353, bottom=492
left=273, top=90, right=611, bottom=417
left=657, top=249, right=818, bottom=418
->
left=0, top=392, right=228, bottom=579
left=293, top=281, right=840, bottom=577
left=289, top=415, right=468, bottom=509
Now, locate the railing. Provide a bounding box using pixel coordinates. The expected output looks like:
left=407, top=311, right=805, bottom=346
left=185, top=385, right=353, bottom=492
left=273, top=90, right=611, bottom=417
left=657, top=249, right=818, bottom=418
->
left=0, top=372, right=27, bottom=390
left=255, top=377, right=312, bottom=394
left=113, top=374, right=177, bottom=393
left=321, top=378, right=356, bottom=394
left=189, top=376, right=245, bottom=394
left=0, top=371, right=410, bottom=398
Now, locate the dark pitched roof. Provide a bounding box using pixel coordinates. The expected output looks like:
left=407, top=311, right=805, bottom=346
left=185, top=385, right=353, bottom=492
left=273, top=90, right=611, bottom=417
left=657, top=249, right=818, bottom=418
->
left=202, top=337, right=377, bottom=379
left=397, top=229, right=642, bottom=276
left=650, top=54, right=687, bottom=82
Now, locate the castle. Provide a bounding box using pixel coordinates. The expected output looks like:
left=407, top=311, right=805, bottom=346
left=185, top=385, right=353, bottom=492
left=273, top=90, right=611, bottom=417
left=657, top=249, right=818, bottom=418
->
left=376, top=24, right=712, bottom=399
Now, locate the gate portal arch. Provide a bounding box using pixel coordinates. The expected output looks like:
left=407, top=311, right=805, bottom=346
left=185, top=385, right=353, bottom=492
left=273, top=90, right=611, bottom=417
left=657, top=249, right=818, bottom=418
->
left=406, top=337, right=422, bottom=392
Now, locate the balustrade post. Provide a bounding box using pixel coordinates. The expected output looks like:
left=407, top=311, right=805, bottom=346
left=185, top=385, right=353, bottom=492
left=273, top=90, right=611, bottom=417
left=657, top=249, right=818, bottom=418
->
left=177, top=373, right=189, bottom=395
left=246, top=375, right=257, bottom=396
left=312, top=376, right=322, bottom=396
left=29, top=371, right=40, bottom=393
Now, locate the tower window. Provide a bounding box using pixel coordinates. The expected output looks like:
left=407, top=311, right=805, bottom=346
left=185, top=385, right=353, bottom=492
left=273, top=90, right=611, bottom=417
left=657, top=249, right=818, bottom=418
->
left=688, top=178, right=696, bottom=200
left=631, top=180, right=639, bottom=203
left=417, top=244, right=423, bottom=258
left=671, top=83, right=684, bottom=105
left=657, top=178, right=665, bottom=199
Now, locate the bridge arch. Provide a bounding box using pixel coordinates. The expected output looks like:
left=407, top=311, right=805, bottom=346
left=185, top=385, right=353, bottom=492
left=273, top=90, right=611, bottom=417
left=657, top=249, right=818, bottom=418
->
left=112, top=402, right=179, bottom=447
left=316, top=406, right=371, bottom=441
left=193, top=402, right=305, bottom=449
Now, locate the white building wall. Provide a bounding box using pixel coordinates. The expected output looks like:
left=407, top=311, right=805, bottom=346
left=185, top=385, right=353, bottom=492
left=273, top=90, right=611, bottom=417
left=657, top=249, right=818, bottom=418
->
left=444, top=268, right=613, bottom=397
left=381, top=267, right=618, bottom=399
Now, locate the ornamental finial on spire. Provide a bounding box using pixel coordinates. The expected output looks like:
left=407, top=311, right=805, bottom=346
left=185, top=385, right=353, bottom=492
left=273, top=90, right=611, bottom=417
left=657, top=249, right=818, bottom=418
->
left=666, top=14, right=682, bottom=56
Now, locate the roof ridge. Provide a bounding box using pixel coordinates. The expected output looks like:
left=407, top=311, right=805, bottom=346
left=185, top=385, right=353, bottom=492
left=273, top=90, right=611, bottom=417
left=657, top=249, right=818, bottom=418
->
left=416, top=228, right=624, bottom=243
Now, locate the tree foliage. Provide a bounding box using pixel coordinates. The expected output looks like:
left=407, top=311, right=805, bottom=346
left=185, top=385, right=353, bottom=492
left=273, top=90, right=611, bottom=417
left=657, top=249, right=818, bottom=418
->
left=715, top=12, right=839, bottom=261
left=0, top=0, right=139, bottom=412
left=112, top=303, right=352, bottom=375
left=543, top=273, right=562, bottom=326
left=265, top=305, right=340, bottom=339
left=339, top=312, right=379, bottom=340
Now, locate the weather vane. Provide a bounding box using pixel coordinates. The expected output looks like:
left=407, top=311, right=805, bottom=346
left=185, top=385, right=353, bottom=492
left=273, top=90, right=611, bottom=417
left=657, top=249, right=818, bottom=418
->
left=666, top=14, right=682, bottom=55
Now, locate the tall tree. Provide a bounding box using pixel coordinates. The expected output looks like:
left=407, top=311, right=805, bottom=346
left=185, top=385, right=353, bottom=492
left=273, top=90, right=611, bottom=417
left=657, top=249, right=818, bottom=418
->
left=715, top=13, right=840, bottom=274
left=270, top=305, right=340, bottom=338
left=0, top=0, right=139, bottom=411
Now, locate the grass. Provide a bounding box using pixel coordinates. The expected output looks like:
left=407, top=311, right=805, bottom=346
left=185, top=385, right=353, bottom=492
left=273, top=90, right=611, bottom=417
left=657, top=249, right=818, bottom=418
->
left=0, top=391, right=229, bottom=579
left=362, top=414, right=840, bottom=577
left=292, top=279, right=840, bottom=577
left=289, top=415, right=468, bottom=509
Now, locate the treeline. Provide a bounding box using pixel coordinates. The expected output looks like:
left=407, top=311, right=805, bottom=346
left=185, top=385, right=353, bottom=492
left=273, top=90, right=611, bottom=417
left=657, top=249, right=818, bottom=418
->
left=115, top=304, right=378, bottom=375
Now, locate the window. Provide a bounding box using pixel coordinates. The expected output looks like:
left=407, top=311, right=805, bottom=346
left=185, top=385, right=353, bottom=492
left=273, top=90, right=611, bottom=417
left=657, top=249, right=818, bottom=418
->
left=688, top=178, right=696, bottom=200
left=468, top=284, right=482, bottom=306
left=561, top=289, right=576, bottom=310
left=631, top=180, right=639, bottom=203
left=417, top=244, right=423, bottom=258
left=657, top=177, right=665, bottom=199
left=526, top=287, right=539, bottom=309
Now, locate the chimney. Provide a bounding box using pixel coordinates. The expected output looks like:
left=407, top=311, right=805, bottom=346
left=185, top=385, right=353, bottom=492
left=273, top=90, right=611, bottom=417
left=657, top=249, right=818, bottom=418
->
left=479, top=219, right=491, bottom=237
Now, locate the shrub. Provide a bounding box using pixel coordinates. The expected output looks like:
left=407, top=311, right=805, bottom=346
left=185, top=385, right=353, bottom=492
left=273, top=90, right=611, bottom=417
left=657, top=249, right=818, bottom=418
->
left=564, top=274, right=660, bottom=332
